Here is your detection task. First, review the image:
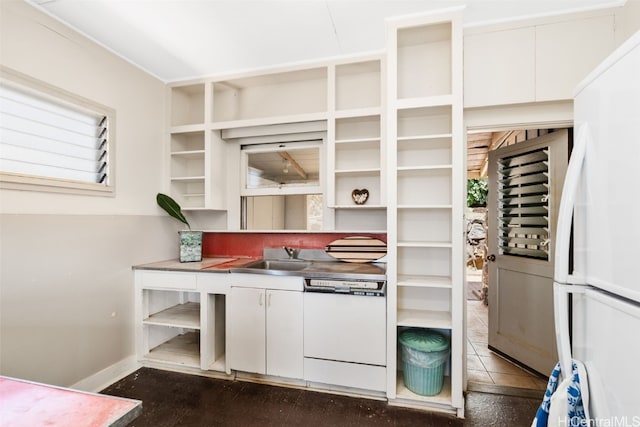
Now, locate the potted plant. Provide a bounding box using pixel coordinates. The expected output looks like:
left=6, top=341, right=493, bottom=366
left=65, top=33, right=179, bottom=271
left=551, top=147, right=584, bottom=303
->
left=156, top=193, right=202, bottom=262
left=467, top=178, right=488, bottom=208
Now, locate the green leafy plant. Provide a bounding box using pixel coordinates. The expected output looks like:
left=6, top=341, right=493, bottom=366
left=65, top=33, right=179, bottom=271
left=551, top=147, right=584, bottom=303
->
left=467, top=178, right=488, bottom=207
left=156, top=193, right=190, bottom=230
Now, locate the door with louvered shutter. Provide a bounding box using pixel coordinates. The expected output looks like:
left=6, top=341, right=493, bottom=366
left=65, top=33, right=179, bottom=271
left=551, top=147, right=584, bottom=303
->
left=486, top=129, right=569, bottom=375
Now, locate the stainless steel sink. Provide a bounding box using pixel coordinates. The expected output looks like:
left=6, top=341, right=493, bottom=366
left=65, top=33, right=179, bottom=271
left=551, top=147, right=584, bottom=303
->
left=232, top=259, right=311, bottom=274
left=236, top=259, right=312, bottom=272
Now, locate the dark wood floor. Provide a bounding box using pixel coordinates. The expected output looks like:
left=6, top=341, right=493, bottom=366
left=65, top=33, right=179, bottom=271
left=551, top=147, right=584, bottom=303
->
left=101, top=367, right=541, bottom=426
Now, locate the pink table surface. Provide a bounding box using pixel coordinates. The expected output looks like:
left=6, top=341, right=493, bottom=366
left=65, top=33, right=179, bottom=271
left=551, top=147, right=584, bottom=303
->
left=0, top=376, right=141, bottom=427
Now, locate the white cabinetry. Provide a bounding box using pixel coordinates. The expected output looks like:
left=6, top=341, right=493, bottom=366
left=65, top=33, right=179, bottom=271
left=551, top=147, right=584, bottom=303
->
left=464, top=13, right=615, bottom=107
left=134, top=270, right=228, bottom=372
left=386, top=9, right=464, bottom=416
left=228, top=287, right=266, bottom=373
left=212, top=68, right=327, bottom=125
left=228, top=275, right=303, bottom=379
left=463, top=27, right=535, bottom=107
left=168, top=59, right=389, bottom=231
left=168, top=82, right=226, bottom=211
left=328, top=57, right=387, bottom=231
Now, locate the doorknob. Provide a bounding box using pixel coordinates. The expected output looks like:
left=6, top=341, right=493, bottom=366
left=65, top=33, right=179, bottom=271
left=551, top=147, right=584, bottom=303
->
left=487, top=254, right=496, bottom=262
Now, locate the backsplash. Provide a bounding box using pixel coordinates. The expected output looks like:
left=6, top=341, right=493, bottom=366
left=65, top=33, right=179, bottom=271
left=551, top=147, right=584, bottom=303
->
left=202, top=232, right=387, bottom=258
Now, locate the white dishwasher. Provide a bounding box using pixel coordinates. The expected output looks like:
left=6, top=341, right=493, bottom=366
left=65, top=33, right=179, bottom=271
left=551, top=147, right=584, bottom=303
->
left=303, top=278, right=386, bottom=392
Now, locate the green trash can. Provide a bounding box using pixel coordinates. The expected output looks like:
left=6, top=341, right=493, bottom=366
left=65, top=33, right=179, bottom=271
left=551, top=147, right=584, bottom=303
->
left=399, top=329, right=450, bottom=396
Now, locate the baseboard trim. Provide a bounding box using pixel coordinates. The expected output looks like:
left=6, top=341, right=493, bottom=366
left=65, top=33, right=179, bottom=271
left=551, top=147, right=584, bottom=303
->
left=70, top=355, right=141, bottom=392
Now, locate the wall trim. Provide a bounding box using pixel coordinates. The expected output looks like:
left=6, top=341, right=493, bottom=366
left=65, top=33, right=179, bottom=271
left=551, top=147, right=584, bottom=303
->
left=464, top=100, right=573, bottom=132
left=70, top=356, right=140, bottom=393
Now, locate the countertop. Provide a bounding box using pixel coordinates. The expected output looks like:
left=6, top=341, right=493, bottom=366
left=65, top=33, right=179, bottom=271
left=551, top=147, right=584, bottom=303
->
left=132, top=257, right=257, bottom=272
left=133, top=256, right=386, bottom=280
left=0, top=376, right=141, bottom=427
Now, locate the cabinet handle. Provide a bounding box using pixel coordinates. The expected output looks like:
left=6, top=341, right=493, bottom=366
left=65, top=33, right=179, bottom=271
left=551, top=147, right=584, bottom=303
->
left=259, top=293, right=263, bottom=306
left=268, top=292, right=272, bottom=307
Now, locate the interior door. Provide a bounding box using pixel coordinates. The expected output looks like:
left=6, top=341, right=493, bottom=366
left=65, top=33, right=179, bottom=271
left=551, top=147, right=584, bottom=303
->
left=487, top=129, right=569, bottom=375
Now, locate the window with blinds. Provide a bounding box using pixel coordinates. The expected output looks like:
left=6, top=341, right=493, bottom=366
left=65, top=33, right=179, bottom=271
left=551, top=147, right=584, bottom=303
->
left=497, top=147, right=550, bottom=260
left=0, top=69, right=114, bottom=195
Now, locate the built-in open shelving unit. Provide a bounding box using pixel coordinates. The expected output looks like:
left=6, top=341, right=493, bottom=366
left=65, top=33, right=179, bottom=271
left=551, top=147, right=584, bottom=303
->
left=135, top=271, right=228, bottom=373
left=386, top=8, right=464, bottom=417
left=141, top=289, right=202, bottom=369
left=166, top=52, right=391, bottom=231
left=328, top=56, right=387, bottom=231
left=168, top=80, right=227, bottom=211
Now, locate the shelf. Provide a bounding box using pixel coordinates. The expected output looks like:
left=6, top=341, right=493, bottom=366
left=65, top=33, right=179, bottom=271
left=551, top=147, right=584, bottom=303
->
left=397, top=309, right=452, bottom=329
left=395, top=371, right=452, bottom=406
left=170, top=176, right=205, bottom=183
left=397, top=275, right=452, bottom=289
left=395, top=95, right=452, bottom=110
left=332, top=204, right=386, bottom=210
left=170, top=124, right=206, bottom=134
left=143, top=302, right=201, bottom=329
left=171, top=150, right=205, bottom=159
left=334, top=107, right=382, bottom=118
left=335, top=137, right=381, bottom=145
left=397, top=134, right=452, bottom=142
left=397, top=165, right=452, bottom=172
left=144, top=331, right=200, bottom=368
left=334, top=168, right=381, bottom=176
left=397, top=205, right=451, bottom=210
left=211, top=112, right=328, bottom=130
left=398, top=241, right=452, bottom=248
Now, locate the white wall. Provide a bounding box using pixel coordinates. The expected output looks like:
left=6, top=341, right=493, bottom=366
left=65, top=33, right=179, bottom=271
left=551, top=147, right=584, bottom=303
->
left=0, top=0, right=176, bottom=387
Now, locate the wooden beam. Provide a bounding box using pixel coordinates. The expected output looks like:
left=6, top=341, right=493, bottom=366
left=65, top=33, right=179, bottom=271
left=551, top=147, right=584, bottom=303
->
left=278, top=151, right=307, bottom=180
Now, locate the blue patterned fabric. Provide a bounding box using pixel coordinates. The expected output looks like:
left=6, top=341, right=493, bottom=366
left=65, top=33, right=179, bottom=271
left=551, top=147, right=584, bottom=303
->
left=532, top=361, right=587, bottom=427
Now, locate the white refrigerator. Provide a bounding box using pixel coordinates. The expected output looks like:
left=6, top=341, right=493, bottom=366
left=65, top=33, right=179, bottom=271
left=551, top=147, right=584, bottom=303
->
left=553, top=30, right=640, bottom=420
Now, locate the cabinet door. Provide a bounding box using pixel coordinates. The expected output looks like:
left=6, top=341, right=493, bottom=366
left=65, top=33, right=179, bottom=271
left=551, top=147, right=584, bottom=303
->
left=463, top=27, right=535, bottom=107
left=266, top=290, right=303, bottom=379
left=228, top=287, right=266, bottom=374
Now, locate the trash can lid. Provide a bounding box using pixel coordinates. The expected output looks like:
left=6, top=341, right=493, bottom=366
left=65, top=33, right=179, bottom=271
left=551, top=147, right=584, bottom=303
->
left=399, top=329, right=449, bottom=352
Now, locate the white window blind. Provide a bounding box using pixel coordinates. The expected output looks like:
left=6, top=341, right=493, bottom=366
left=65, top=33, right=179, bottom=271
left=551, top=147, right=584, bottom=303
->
left=0, top=77, right=112, bottom=193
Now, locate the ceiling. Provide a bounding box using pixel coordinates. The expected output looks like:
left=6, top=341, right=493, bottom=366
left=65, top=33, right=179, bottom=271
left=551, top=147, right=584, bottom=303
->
left=30, top=0, right=619, bottom=82
left=27, top=0, right=618, bottom=179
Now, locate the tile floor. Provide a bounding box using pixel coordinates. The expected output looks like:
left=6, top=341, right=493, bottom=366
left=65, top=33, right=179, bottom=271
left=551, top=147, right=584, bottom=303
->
left=467, top=277, right=548, bottom=391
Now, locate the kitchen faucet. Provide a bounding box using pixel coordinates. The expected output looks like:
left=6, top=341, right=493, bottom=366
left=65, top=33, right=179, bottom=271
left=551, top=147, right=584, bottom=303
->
left=283, top=246, right=300, bottom=259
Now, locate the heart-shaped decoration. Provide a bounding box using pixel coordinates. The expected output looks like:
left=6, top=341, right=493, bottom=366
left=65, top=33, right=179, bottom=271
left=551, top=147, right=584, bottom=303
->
left=351, top=188, right=369, bottom=205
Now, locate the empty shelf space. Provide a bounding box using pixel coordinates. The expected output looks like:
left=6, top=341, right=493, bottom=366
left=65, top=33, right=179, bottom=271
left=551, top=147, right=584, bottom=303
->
left=144, top=331, right=200, bottom=368
left=397, top=275, right=452, bottom=289
left=143, top=302, right=201, bottom=329
left=397, top=309, right=452, bottom=329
